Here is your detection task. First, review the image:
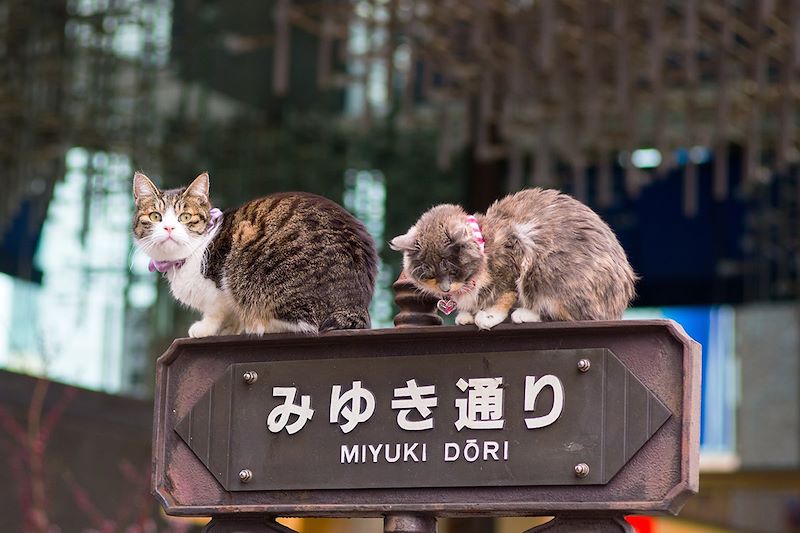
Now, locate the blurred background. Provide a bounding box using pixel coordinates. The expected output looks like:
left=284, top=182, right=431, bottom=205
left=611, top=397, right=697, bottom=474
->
left=0, top=0, right=798, bottom=531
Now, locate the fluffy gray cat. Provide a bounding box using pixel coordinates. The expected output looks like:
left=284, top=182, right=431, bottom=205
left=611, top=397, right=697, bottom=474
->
left=132, top=172, right=377, bottom=337
left=390, top=188, right=636, bottom=330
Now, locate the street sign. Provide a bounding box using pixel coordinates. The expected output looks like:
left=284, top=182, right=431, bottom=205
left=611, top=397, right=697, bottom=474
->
left=153, top=321, right=700, bottom=518
left=174, top=348, right=670, bottom=491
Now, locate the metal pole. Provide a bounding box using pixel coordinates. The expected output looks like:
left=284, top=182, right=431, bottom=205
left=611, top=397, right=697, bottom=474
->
left=384, top=514, right=437, bottom=533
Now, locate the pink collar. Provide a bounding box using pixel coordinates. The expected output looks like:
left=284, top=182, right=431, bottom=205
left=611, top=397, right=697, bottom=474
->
left=149, top=257, right=185, bottom=274
left=148, top=208, right=223, bottom=274
left=466, top=214, right=485, bottom=253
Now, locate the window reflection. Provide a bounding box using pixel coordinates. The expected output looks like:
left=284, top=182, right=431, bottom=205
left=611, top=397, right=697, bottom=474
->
left=0, top=147, right=155, bottom=396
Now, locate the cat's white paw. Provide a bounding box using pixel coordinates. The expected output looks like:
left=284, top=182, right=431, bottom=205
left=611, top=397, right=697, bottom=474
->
left=475, top=309, right=507, bottom=330
left=188, top=319, right=220, bottom=338
left=511, top=308, right=541, bottom=324
left=455, top=312, right=475, bottom=325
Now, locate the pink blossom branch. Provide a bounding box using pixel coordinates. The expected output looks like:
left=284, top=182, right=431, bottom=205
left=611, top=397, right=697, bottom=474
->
left=0, top=405, right=28, bottom=447
left=7, top=445, right=35, bottom=531
left=40, top=387, right=78, bottom=442
left=116, top=460, right=156, bottom=530
left=26, top=379, right=51, bottom=533
left=64, top=471, right=116, bottom=531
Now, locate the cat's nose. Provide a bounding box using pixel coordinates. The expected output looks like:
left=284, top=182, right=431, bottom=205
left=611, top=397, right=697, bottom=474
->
left=439, top=281, right=451, bottom=292
left=164, top=226, right=175, bottom=233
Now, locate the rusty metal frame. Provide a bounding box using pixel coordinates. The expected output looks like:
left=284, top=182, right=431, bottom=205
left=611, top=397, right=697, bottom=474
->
left=152, top=320, right=700, bottom=519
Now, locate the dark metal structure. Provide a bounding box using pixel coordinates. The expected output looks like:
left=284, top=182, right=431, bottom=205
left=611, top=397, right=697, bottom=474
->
left=152, top=293, right=700, bottom=532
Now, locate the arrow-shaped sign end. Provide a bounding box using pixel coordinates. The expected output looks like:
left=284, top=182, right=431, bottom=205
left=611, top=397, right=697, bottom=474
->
left=601, top=350, right=674, bottom=484
left=173, top=366, right=234, bottom=490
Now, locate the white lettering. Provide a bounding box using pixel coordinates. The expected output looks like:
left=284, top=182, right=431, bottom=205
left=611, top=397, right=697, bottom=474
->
left=444, top=442, right=460, bottom=461
left=368, top=443, right=383, bottom=462
left=385, top=443, right=401, bottom=463
left=330, top=381, right=376, bottom=434
left=341, top=445, right=359, bottom=464
left=524, top=375, right=565, bottom=429
left=339, top=442, right=428, bottom=464
left=403, top=442, right=420, bottom=462
left=442, top=440, right=510, bottom=463
left=454, top=377, right=505, bottom=431
left=463, top=439, right=480, bottom=462
left=483, top=440, right=500, bottom=461
left=392, top=379, right=438, bottom=431
left=267, top=387, right=314, bottom=435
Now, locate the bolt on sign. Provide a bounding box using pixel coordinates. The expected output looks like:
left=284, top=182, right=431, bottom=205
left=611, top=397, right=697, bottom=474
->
left=153, top=321, right=700, bottom=518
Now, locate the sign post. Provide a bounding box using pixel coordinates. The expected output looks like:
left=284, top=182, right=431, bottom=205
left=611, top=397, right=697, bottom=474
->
left=153, top=275, right=700, bottom=532
left=152, top=305, right=699, bottom=532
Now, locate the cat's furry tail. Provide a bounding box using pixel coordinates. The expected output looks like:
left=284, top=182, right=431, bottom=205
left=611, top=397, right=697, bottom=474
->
left=320, top=309, right=371, bottom=332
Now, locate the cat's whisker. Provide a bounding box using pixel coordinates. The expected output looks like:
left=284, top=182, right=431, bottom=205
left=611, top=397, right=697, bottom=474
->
left=128, top=245, right=147, bottom=271
left=135, top=235, right=161, bottom=254
left=411, top=285, right=437, bottom=300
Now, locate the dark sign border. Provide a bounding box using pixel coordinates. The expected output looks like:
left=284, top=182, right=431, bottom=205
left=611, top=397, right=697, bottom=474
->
left=153, top=320, right=700, bottom=518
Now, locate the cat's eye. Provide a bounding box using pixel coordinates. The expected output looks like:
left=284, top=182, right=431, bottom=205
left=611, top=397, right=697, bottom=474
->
left=179, top=212, right=192, bottom=224
left=149, top=212, right=162, bottom=222
left=417, top=266, right=434, bottom=279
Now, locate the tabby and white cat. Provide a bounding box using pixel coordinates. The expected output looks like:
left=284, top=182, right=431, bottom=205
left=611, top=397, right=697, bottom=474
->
left=132, top=172, right=377, bottom=337
left=390, top=188, right=636, bottom=330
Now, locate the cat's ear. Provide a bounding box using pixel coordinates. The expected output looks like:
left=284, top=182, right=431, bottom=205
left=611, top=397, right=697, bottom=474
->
left=185, top=172, right=210, bottom=199
left=389, top=227, right=418, bottom=252
left=446, top=218, right=471, bottom=243
left=133, top=172, right=159, bottom=200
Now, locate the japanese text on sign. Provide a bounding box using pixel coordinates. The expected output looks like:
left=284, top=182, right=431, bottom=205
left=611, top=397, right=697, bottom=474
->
left=266, top=375, right=565, bottom=435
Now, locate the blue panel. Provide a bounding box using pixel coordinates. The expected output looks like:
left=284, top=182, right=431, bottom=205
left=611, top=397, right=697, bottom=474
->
left=660, top=306, right=735, bottom=454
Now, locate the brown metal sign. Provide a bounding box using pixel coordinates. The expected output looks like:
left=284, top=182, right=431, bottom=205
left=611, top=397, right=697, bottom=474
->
left=153, top=321, right=700, bottom=517
left=174, top=348, right=670, bottom=491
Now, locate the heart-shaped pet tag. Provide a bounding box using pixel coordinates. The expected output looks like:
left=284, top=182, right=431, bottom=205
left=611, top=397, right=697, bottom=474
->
left=437, top=298, right=457, bottom=315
